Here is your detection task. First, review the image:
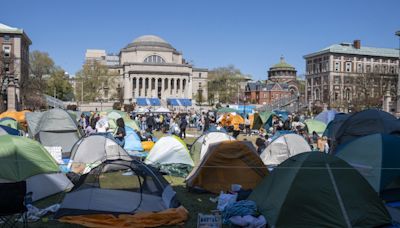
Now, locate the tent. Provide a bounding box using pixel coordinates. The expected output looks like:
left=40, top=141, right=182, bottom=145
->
left=304, top=119, right=327, bottom=136
left=124, top=126, right=144, bottom=152
left=190, top=131, right=235, bottom=165
left=0, top=110, right=29, bottom=123
left=69, top=134, right=132, bottom=174
left=272, top=110, right=289, bottom=121
left=220, top=113, right=244, bottom=128
left=260, top=133, right=311, bottom=167
left=334, top=109, right=400, bottom=147
left=249, top=152, right=391, bottom=227
left=0, top=117, right=20, bottom=130
left=55, top=159, right=179, bottom=218
left=335, top=133, right=400, bottom=202
left=252, top=112, right=274, bottom=130
left=26, top=109, right=82, bottom=156
left=145, top=136, right=193, bottom=177
left=314, top=109, right=338, bottom=124
left=0, top=124, right=20, bottom=136
left=323, top=113, right=350, bottom=140
left=0, top=135, right=73, bottom=201
left=217, top=107, right=238, bottom=114
left=154, top=107, right=171, bottom=113
left=186, top=141, right=268, bottom=193
left=106, top=110, right=139, bottom=131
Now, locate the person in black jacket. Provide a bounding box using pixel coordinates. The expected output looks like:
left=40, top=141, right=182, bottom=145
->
left=146, top=113, right=156, bottom=133
left=115, top=118, right=126, bottom=147
left=179, top=115, right=188, bottom=139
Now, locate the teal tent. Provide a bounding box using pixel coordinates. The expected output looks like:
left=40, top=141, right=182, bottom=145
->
left=336, top=133, right=400, bottom=202
left=249, top=152, right=391, bottom=227
left=252, top=111, right=274, bottom=130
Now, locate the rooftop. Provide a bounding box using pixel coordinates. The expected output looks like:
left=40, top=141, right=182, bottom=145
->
left=0, top=23, right=32, bottom=44
left=270, top=56, right=295, bottom=70
left=304, top=42, right=399, bottom=58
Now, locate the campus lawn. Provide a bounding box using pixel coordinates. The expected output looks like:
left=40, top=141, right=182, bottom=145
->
left=27, top=129, right=258, bottom=227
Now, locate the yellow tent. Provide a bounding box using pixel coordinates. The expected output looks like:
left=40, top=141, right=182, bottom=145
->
left=0, top=110, right=30, bottom=123
left=220, top=113, right=244, bottom=127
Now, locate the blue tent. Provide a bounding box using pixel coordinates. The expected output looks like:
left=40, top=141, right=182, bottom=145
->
left=0, top=125, right=20, bottom=136
left=315, top=109, right=339, bottom=124
left=336, top=133, right=400, bottom=202
left=124, top=126, right=143, bottom=151
left=272, top=110, right=289, bottom=121
left=205, top=125, right=227, bottom=133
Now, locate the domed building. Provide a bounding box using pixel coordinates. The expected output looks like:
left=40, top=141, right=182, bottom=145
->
left=107, top=35, right=208, bottom=105
left=268, top=56, right=299, bottom=95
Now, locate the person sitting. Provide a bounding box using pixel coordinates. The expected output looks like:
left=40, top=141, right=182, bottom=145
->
left=255, top=138, right=267, bottom=155
left=114, top=118, right=126, bottom=147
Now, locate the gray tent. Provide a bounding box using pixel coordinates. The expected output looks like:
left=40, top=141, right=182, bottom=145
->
left=55, top=159, right=179, bottom=218
left=26, top=108, right=82, bottom=156
left=69, top=134, right=132, bottom=174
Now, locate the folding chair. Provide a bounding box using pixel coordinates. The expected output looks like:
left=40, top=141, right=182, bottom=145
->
left=0, top=181, right=28, bottom=228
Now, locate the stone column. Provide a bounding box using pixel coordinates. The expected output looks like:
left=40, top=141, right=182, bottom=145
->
left=179, top=78, right=183, bottom=98
left=7, top=76, right=16, bottom=111
left=123, top=73, right=130, bottom=104
left=154, top=78, right=159, bottom=98
left=175, top=77, right=179, bottom=97
left=188, top=75, right=193, bottom=99
left=148, top=77, right=152, bottom=98
left=135, top=76, right=139, bottom=98
left=161, top=77, right=165, bottom=99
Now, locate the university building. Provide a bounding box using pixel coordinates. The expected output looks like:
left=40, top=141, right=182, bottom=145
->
left=245, top=57, right=300, bottom=105
left=0, top=23, right=31, bottom=111
left=304, top=40, right=399, bottom=111
left=84, top=35, right=208, bottom=106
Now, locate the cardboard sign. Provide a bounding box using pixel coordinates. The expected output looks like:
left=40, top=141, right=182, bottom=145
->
left=197, top=213, right=221, bottom=228
left=44, top=146, right=63, bottom=164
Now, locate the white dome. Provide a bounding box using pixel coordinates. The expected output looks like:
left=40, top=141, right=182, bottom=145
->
left=132, top=35, right=168, bottom=44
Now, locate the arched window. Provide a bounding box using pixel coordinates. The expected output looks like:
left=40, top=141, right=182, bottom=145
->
left=144, top=55, right=166, bottom=63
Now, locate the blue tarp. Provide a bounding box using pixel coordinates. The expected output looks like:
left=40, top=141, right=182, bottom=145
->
left=137, top=98, right=161, bottom=106
left=136, top=98, right=148, bottom=106
left=167, top=98, right=192, bottom=106
left=124, top=126, right=143, bottom=151
left=167, top=98, right=180, bottom=106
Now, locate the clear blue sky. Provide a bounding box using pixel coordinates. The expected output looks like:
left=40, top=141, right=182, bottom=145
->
left=2, top=0, right=400, bottom=79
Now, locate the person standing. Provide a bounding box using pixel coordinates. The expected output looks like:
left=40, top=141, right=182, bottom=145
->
left=244, top=116, right=251, bottom=136
left=179, top=114, right=188, bottom=139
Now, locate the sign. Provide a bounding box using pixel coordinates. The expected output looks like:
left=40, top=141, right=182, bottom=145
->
left=44, top=146, right=63, bottom=164
left=197, top=213, right=221, bottom=228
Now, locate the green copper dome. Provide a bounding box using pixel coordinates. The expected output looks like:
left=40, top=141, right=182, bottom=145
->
left=271, top=56, right=295, bottom=69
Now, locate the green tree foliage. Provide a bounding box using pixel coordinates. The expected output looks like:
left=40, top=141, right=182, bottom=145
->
left=46, top=68, right=74, bottom=101
left=75, top=61, right=117, bottom=102
left=207, top=65, right=251, bottom=104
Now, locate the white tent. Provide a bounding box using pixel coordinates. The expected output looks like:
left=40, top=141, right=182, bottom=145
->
left=145, top=135, right=194, bottom=166
left=154, top=107, right=171, bottom=113
left=196, top=132, right=235, bottom=161
left=260, top=134, right=311, bottom=167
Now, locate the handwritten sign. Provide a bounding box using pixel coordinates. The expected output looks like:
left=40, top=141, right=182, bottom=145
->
left=197, top=213, right=221, bottom=228
left=44, top=146, right=63, bottom=164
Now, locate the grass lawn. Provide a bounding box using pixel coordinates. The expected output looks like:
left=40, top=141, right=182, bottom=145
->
left=27, top=129, right=259, bottom=227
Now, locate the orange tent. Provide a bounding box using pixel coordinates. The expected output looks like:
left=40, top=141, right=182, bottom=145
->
left=186, top=141, right=268, bottom=193
left=0, top=110, right=30, bottom=123
left=220, top=113, right=244, bottom=128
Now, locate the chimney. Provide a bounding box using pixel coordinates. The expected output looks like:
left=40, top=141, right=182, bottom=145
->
left=353, top=40, right=361, bottom=49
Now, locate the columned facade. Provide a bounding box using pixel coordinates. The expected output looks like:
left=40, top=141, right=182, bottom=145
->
left=112, top=35, right=207, bottom=105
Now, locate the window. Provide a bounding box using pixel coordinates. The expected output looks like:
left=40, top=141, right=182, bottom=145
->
left=357, top=63, right=363, bottom=73
left=199, top=73, right=202, bottom=78
left=345, top=62, right=352, bottom=72
left=143, top=55, right=166, bottom=64
left=334, top=76, right=340, bottom=84
left=4, top=64, right=9, bottom=73
left=334, top=62, right=340, bottom=72
left=3, top=35, right=10, bottom=41
left=2, top=45, right=11, bottom=57
left=366, top=65, right=371, bottom=73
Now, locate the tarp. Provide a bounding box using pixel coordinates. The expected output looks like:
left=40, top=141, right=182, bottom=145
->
left=69, top=135, right=132, bottom=174
left=217, top=107, right=238, bottom=114
left=314, top=109, right=338, bottom=124
left=336, top=133, right=400, bottom=201
left=304, top=119, right=327, bottom=136
left=124, top=126, right=143, bottom=152
left=58, top=206, right=188, bottom=228
left=260, top=134, right=311, bottom=167
left=186, top=141, right=268, bottom=193
left=249, top=152, right=391, bottom=227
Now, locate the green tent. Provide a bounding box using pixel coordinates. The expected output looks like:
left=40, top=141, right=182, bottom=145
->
left=252, top=111, right=274, bottom=130
left=304, top=119, right=327, bottom=136
left=106, top=110, right=139, bottom=131
left=217, top=107, right=238, bottom=113
left=0, top=135, right=59, bottom=181
left=0, top=117, right=20, bottom=130
left=336, top=133, right=400, bottom=202
left=249, top=152, right=391, bottom=227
